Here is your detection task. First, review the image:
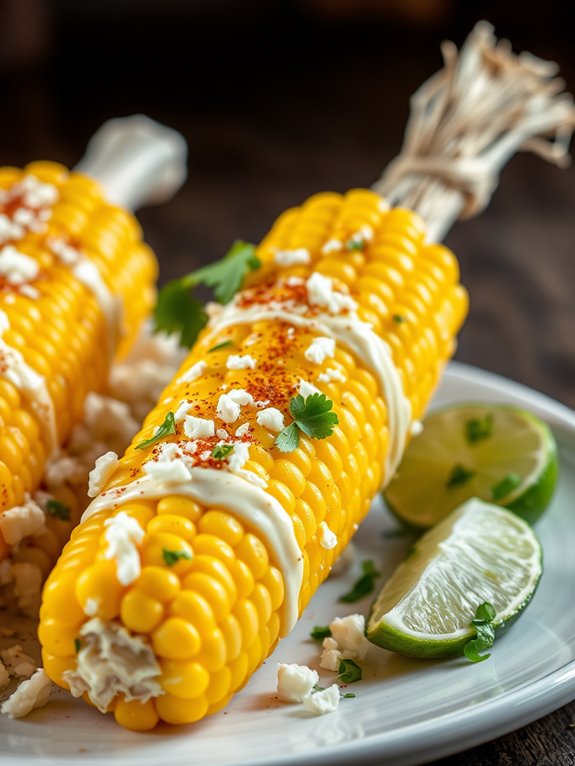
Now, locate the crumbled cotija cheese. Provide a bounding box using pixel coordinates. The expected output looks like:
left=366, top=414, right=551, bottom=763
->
left=317, top=367, right=346, bottom=384
left=226, top=354, right=257, bottom=370
left=306, top=272, right=357, bottom=314
left=256, top=407, right=285, bottom=433
left=217, top=389, right=254, bottom=423
left=0, top=246, right=40, bottom=284
left=274, top=248, right=311, bottom=266
left=298, top=380, right=322, bottom=399
left=103, top=512, right=145, bottom=586
left=304, top=336, right=336, bottom=365
left=277, top=663, right=318, bottom=702
left=183, top=416, right=215, bottom=439
left=302, top=684, right=340, bottom=715
left=87, top=451, right=119, bottom=498
left=177, top=359, right=206, bottom=384
left=0, top=496, right=45, bottom=546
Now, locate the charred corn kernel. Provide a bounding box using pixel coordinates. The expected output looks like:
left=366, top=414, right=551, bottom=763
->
left=0, top=163, right=156, bottom=564
left=114, top=698, right=159, bottom=732
left=40, top=190, right=468, bottom=730
left=152, top=617, right=201, bottom=660
left=120, top=590, right=164, bottom=633
left=160, top=659, right=210, bottom=699
left=136, top=567, right=181, bottom=603
left=76, top=561, right=124, bottom=620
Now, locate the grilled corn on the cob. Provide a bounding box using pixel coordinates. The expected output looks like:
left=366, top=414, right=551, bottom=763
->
left=39, top=190, right=467, bottom=729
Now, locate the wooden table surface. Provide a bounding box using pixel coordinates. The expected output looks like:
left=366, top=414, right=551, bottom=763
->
left=0, top=6, right=574, bottom=763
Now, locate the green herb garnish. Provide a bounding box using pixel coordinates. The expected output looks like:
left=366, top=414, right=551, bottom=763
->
left=339, top=559, right=380, bottom=603
left=275, top=393, right=339, bottom=453
left=162, top=548, right=193, bottom=566
left=314, top=682, right=356, bottom=699
left=446, top=463, right=476, bottom=488
left=211, top=444, right=234, bottom=460
left=465, top=413, right=493, bottom=444
left=338, top=659, right=363, bottom=683
left=463, top=602, right=496, bottom=663
left=74, top=638, right=81, bottom=653
left=341, top=692, right=356, bottom=698
left=208, top=340, right=234, bottom=353
left=310, top=625, right=332, bottom=641
left=491, top=473, right=522, bottom=501
left=154, top=241, right=260, bottom=348
left=392, top=314, right=406, bottom=324
left=136, top=412, right=176, bottom=450
left=46, top=499, right=70, bottom=521
left=346, top=237, right=365, bottom=252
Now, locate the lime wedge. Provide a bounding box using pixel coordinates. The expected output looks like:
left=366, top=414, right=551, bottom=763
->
left=366, top=498, right=542, bottom=658
left=385, top=404, right=558, bottom=529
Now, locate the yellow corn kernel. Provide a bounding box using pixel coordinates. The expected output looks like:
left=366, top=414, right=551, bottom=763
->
left=114, top=698, right=159, bottom=732
left=75, top=561, right=124, bottom=620
left=120, top=590, right=164, bottom=633
left=155, top=693, right=209, bottom=725
left=160, top=659, right=210, bottom=699
left=152, top=617, right=201, bottom=660
left=198, top=511, right=243, bottom=547
left=157, top=496, right=203, bottom=523
left=235, top=534, right=268, bottom=580
left=147, top=514, right=196, bottom=542
left=37, top=618, right=80, bottom=657
left=141, top=533, right=194, bottom=576
left=183, top=572, right=232, bottom=623
left=169, top=590, right=216, bottom=630
left=135, top=566, right=181, bottom=603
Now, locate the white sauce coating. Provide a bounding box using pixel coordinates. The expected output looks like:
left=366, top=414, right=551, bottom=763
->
left=82, top=469, right=304, bottom=634
left=206, top=302, right=411, bottom=480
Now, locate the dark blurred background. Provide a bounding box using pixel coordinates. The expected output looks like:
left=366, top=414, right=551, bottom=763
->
left=0, top=0, right=574, bottom=408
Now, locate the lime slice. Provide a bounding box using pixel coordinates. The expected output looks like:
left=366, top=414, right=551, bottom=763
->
left=366, top=498, right=542, bottom=658
left=384, top=404, right=558, bottom=529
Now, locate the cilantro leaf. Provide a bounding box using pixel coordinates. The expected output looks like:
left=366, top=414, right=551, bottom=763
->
left=211, top=444, right=234, bottom=460
left=162, top=548, right=192, bottom=566
left=136, top=412, right=176, bottom=450
left=465, top=413, right=493, bottom=444
left=491, top=473, right=522, bottom=501
left=446, top=463, right=475, bottom=488
left=153, top=279, right=208, bottom=349
left=46, top=499, right=70, bottom=521
left=342, top=692, right=356, bottom=699
left=463, top=602, right=496, bottom=663
left=208, top=340, right=234, bottom=353
left=310, top=625, right=332, bottom=641
left=339, top=559, right=380, bottom=603
left=392, top=314, right=406, bottom=324
left=338, top=659, right=363, bottom=683
left=74, top=638, right=81, bottom=653
left=275, top=394, right=339, bottom=453
left=153, top=241, right=259, bottom=348
left=275, top=422, right=301, bottom=453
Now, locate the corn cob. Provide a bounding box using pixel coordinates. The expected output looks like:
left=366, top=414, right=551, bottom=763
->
left=0, top=160, right=157, bottom=561
left=39, top=190, right=467, bottom=730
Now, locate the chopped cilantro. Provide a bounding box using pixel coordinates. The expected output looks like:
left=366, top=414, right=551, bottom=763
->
left=310, top=625, right=332, bottom=641
left=341, top=692, right=356, bottom=699
left=446, top=463, right=475, bottom=488
left=153, top=241, right=260, bottom=348
left=392, top=314, right=406, bottom=324
left=491, top=473, right=522, bottom=501
left=211, top=444, right=234, bottom=460
left=208, top=340, right=234, bottom=353
left=74, top=638, right=81, bottom=653
left=465, top=413, right=493, bottom=444
left=275, top=393, right=338, bottom=453
left=339, top=559, right=380, bottom=603
left=135, top=412, right=176, bottom=450
left=162, top=548, right=192, bottom=566
left=346, top=237, right=365, bottom=252
left=338, top=658, right=363, bottom=683
left=463, top=602, right=496, bottom=663
left=46, top=499, right=70, bottom=521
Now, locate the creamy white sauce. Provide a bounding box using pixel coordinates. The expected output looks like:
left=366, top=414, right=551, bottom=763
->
left=82, top=468, right=304, bottom=634
left=0, top=337, right=58, bottom=454
left=206, top=303, right=411, bottom=481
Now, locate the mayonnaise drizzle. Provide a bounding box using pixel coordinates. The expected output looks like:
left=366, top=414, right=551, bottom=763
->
left=81, top=469, right=304, bottom=634
left=207, top=303, right=411, bottom=481
left=0, top=313, right=58, bottom=453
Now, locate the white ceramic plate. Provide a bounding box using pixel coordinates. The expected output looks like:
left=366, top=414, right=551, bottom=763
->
left=1, top=362, right=574, bottom=766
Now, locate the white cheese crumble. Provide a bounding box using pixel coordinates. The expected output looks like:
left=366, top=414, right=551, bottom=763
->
left=63, top=618, right=163, bottom=713
left=321, top=239, right=342, bottom=254
left=216, top=428, right=228, bottom=440
left=302, top=683, right=340, bottom=715
left=173, top=400, right=193, bottom=424
left=0, top=215, right=24, bottom=244
left=0, top=245, right=40, bottom=284
left=320, top=613, right=370, bottom=671
left=274, top=248, right=311, bottom=267
left=0, top=496, right=45, bottom=546
left=183, top=415, right=215, bottom=439
left=142, top=458, right=192, bottom=483
left=235, top=422, right=251, bottom=437
left=317, top=367, right=346, bottom=384
left=304, top=336, right=336, bottom=365
left=225, top=354, right=257, bottom=370
left=0, top=309, right=9, bottom=334
left=347, top=225, right=374, bottom=249
left=0, top=668, right=53, bottom=719
left=87, top=451, right=119, bottom=498
left=84, top=597, right=100, bottom=616
left=217, top=389, right=254, bottom=423
left=317, top=521, right=338, bottom=550
left=177, top=359, right=207, bottom=384
left=0, top=645, right=37, bottom=679
left=0, top=668, right=54, bottom=718
left=411, top=420, right=424, bottom=436
left=103, top=512, right=145, bottom=586
left=277, top=663, right=318, bottom=702
left=298, top=380, right=322, bottom=399
left=256, top=407, right=285, bottom=433
left=17, top=175, right=59, bottom=208
left=306, top=272, right=357, bottom=314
